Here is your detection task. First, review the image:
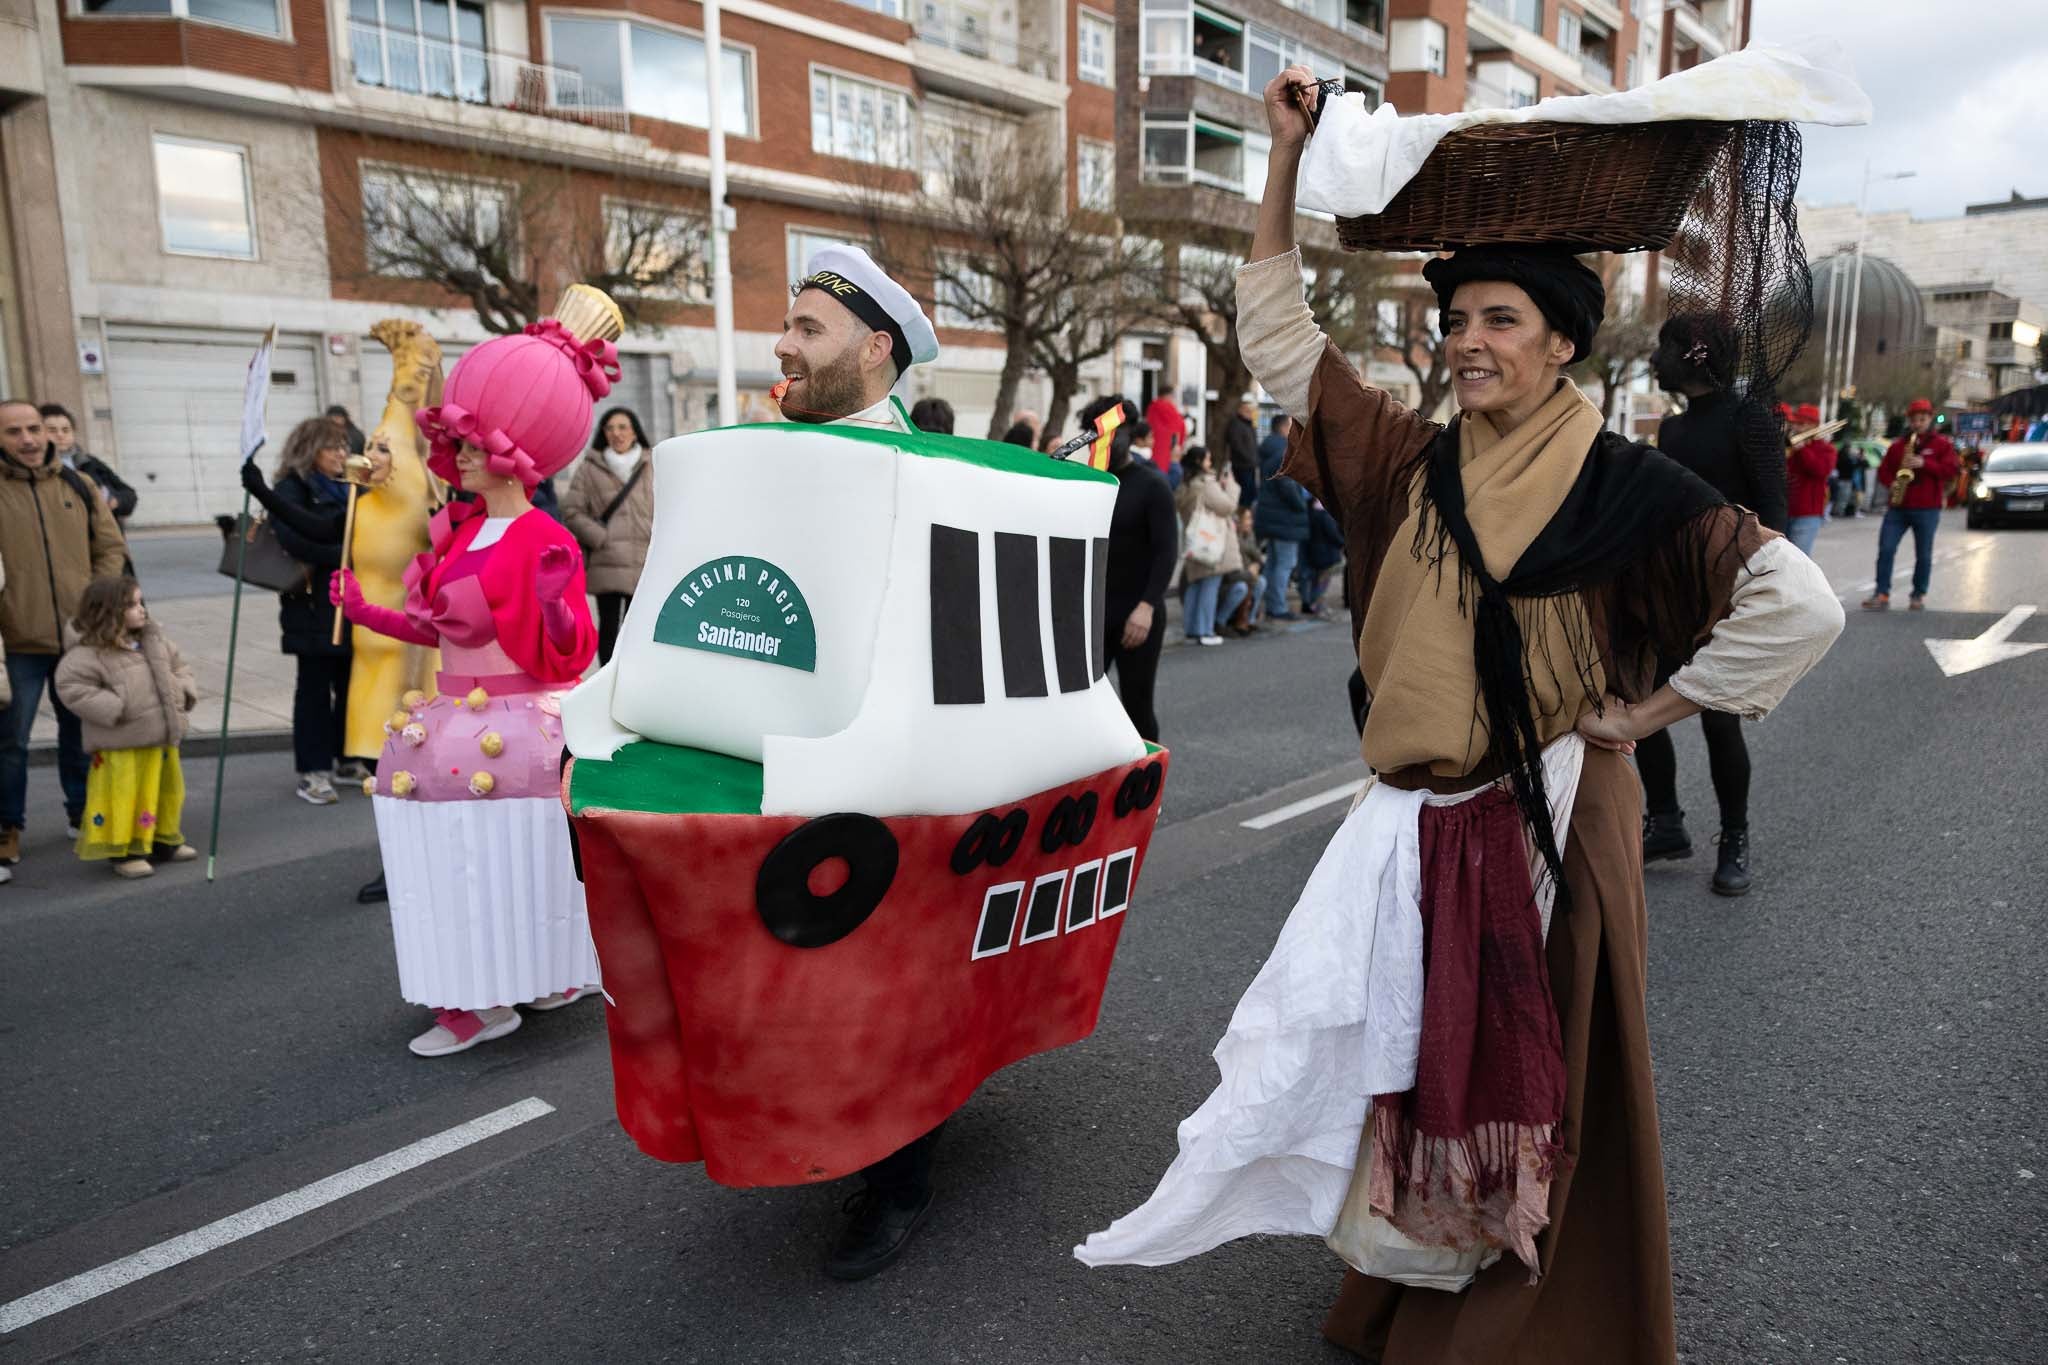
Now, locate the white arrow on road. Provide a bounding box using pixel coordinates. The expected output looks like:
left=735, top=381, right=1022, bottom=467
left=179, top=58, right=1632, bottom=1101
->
left=1924, top=606, right=2047, bottom=677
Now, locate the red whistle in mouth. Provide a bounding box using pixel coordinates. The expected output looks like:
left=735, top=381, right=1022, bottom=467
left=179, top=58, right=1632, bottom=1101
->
left=771, top=378, right=790, bottom=403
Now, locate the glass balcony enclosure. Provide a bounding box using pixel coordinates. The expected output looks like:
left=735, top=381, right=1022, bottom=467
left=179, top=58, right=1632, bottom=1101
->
left=1141, top=0, right=1340, bottom=93
left=1141, top=112, right=1269, bottom=202
left=351, top=0, right=487, bottom=103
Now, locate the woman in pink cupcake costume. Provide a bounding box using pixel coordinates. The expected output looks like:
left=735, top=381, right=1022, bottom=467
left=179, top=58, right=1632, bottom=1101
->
left=332, top=286, right=615, bottom=1057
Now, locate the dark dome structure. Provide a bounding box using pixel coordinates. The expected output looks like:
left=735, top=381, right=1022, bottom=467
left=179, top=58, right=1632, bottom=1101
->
left=1811, top=252, right=1926, bottom=375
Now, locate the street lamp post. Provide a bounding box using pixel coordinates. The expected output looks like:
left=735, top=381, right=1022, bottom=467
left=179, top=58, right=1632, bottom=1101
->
left=1836, top=161, right=1916, bottom=425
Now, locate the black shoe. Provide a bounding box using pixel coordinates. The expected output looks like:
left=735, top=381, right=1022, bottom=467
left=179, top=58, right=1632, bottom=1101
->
left=1711, top=829, right=1752, bottom=897
left=1642, top=810, right=1693, bottom=863
left=356, top=874, right=388, bottom=904
left=824, top=1187, right=934, bottom=1282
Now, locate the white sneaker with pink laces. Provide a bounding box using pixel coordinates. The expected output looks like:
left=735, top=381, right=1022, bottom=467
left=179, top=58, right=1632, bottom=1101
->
left=408, top=1005, right=521, bottom=1057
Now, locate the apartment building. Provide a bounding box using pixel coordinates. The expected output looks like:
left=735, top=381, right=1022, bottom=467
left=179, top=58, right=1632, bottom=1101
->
left=0, top=0, right=1119, bottom=524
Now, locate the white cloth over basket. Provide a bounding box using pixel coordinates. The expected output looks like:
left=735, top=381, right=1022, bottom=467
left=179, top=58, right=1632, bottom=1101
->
left=1076, top=737, right=1584, bottom=1277
left=1297, top=38, right=1873, bottom=219
left=373, top=795, right=599, bottom=1010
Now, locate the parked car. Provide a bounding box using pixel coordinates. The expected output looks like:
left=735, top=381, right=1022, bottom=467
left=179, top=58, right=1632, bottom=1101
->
left=1965, top=443, right=2048, bottom=528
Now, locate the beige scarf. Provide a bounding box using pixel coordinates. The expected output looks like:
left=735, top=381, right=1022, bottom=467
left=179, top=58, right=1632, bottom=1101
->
left=1357, top=381, right=1609, bottom=778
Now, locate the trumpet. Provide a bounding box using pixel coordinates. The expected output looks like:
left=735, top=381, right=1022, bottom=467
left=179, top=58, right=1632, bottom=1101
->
left=1889, top=432, right=1920, bottom=507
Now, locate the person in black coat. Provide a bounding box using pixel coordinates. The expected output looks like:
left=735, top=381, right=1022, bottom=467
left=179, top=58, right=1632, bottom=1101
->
left=1100, top=423, right=1178, bottom=742
left=240, top=417, right=354, bottom=806
left=1224, top=397, right=1262, bottom=509
left=1637, top=313, right=1788, bottom=897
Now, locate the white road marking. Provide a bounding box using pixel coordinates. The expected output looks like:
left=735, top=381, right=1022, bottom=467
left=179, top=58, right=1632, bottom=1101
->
left=1924, top=606, right=2046, bottom=677
left=0, top=1097, right=556, bottom=1334
left=1239, top=780, right=1368, bottom=831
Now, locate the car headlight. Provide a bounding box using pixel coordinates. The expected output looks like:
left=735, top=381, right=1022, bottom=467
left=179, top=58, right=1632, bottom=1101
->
left=1972, top=481, right=1991, bottom=500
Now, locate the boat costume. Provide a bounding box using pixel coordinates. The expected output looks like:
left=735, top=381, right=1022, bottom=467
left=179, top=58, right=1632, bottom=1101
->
left=1078, top=46, right=1862, bottom=1364
left=343, top=320, right=446, bottom=761
left=338, top=289, right=610, bottom=1033
left=560, top=248, right=1170, bottom=1188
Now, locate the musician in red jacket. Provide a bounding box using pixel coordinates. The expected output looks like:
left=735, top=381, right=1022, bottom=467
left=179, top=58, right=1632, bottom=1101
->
left=1785, top=403, right=1836, bottom=555
left=1861, top=398, right=1960, bottom=611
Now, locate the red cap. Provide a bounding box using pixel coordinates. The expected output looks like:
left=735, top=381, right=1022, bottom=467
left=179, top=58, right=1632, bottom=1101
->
left=1795, top=403, right=1821, bottom=424
left=1906, top=398, right=1934, bottom=415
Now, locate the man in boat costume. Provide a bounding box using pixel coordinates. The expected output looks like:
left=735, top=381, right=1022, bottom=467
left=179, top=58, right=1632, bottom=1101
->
left=561, top=246, right=1171, bottom=1284
left=1078, top=59, right=1852, bottom=1363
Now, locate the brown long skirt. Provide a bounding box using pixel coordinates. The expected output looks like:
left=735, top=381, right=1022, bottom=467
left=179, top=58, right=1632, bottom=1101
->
left=1323, top=746, right=1677, bottom=1364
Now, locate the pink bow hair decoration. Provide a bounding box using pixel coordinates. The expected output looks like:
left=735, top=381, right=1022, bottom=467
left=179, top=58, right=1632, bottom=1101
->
left=416, top=402, right=540, bottom=490
left=524, top=320, right=621, bottom=400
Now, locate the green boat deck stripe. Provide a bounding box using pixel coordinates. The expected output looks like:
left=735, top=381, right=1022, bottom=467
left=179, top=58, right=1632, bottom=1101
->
left=570, top=741, right=765, bottom=816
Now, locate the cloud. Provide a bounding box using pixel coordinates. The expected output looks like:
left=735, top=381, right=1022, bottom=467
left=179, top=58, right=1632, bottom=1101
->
left=1749, top=0, right=2048, bottom=218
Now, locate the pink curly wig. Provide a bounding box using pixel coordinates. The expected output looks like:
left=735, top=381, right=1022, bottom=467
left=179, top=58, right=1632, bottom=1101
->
left=415, top=320, right=620, bottom=490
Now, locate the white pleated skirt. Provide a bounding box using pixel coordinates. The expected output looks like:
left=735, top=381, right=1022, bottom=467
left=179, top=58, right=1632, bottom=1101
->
left=372, top=794, right=600, bottom=1010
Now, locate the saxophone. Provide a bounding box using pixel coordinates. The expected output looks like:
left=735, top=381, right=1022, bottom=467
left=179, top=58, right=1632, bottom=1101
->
left=1890, top=432, right=1920, bottom=506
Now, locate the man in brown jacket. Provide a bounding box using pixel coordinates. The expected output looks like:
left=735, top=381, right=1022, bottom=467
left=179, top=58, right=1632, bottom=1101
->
left=0, top=399, right=127, bottom=863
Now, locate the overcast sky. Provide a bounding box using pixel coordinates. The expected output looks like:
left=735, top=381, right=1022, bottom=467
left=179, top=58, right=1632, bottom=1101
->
left=1747, top=0, right=2045, bottom=219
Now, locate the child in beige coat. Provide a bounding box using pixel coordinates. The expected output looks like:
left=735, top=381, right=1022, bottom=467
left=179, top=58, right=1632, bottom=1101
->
left=53, top=576, right=198, bottom=877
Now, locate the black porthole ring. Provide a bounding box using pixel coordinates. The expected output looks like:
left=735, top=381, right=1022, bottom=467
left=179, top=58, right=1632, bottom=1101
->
left=951, top=813, right=1000, bottom=876
left=988, top=809, right=1027, bottom=867
left=757, top=813, right=898, bottom=949
left=1040, top=797, right=1076, bottom=854
left=1137, top=762, right=1163, bottom=810
left=1114, top=769, right=1142, bottom=818
left=1069, top=791, right=1098, bottom=845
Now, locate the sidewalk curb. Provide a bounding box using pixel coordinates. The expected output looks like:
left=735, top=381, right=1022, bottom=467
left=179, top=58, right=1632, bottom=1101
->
left=28, top=729, right=296, bottom=768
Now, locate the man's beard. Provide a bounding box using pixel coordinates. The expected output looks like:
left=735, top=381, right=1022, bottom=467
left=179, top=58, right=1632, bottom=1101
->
left=783, top=346, right=870, bottom=425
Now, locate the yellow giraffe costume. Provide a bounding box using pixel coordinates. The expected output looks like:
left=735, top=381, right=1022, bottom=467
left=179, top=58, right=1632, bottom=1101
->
left=343, top=320, right=446, bottom=761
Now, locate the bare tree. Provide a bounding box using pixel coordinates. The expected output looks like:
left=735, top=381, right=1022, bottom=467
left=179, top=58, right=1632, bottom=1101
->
left=1160, top=233, right=1399, bottom=437
left=333, top=139, right=714, bottom=334
left=1582, top=291, right=1662, bottom=420
left=854, top=121, right=1161, bottom=440
left=1030, top=235, right=1165, bottom=438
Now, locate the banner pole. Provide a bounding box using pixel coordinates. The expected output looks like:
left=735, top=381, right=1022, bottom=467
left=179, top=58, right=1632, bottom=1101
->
left=206, top=484, right=253, bottom=882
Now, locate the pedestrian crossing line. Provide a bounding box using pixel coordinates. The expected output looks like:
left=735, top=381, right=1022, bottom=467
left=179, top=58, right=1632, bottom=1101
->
left=1239, top=779, right=1368, bottom=831
left=0, top=1097, right=555, bottom=1335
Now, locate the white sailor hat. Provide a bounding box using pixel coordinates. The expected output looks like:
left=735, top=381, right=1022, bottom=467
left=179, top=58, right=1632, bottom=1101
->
left=793, top=244, right=940, bottom=377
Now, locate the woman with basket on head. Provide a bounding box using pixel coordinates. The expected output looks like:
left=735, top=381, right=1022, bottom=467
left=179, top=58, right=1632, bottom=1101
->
left=1077, top=68, right=1846, bottom=1362
left=329, top=287, right=609, bottom=1058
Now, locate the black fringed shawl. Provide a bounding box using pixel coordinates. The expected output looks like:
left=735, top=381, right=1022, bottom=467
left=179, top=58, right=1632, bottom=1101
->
left=1407, top=419, right=1738, bottom=905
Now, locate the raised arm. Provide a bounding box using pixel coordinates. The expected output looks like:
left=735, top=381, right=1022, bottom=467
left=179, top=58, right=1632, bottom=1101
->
left=330, top=569, right=438, bottom=645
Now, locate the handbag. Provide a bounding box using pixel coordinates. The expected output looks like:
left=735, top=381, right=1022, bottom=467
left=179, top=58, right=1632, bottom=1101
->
left=216, top=511, right=309, bottom=594
left=1185, top=504, right=1230, bottom=569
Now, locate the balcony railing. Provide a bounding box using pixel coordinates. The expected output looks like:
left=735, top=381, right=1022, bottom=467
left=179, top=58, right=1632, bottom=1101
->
left=348, top=20, right=628, bottom=134
left=913, top=1, right=1059, bottom=81
left=1578, top=50, right=1613, bottom=86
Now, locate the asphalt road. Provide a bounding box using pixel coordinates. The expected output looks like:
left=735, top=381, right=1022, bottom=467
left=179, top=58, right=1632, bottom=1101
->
left=3, top=512, right=2044, bottom=1364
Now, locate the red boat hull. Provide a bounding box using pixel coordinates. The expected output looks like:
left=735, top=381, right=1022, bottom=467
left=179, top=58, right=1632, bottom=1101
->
left=569, top=747, right=1168, bottom=1186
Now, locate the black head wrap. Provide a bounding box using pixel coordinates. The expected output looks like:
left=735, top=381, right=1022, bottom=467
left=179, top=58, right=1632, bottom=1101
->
left=1422, top=247, right=1606, bottom=364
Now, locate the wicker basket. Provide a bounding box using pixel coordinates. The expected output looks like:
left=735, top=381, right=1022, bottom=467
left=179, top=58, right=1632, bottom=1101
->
left=1334, top=120, right=1739, bottom=254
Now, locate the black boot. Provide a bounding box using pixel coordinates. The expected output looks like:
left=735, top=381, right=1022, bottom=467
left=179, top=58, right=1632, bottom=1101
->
left=356, top=873, right=388, bottom=904
left=1642, top=810, right=1693, bottom=863
left=824, top=1187, right=934, bottom=1281
left=1712, top=828, right=1752, bottom=897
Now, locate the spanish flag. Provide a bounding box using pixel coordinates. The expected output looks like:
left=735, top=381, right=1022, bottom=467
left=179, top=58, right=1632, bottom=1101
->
left=1051, top=403, right=1125, bottom=470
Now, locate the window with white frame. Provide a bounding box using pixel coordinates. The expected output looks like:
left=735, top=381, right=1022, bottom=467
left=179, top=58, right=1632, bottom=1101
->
left=786, top=228, right=865, bottom=290
left=349, top=0, right=487, bottom=101
left=603, top=201, right=710, bottom=302
left=1077, top=137, right=1116, bottom=211
left=811, top=68, right=915, bottom=167
left=79, top=0, right=282, bottom=37
left=1558, top=10, right=1580, bottom=55
left=839, top=0, right=903, bottom=14
left=153, top=135, right=257, bottom=259
left=1139, top=0, right=1191, bottom=76
left=1241, top=131, right=1269, bottom=204
left=933, top=254, right=1000, bottom=331
left=360, top=164, right=513, bottom=279
left=544, top=15, right=754, bottom=133
left=1624, top=52, right=1636, bottom=88
left=1142, top=113, right=1252, bottom=195
left=1078, top=8, right=1114, bottom=85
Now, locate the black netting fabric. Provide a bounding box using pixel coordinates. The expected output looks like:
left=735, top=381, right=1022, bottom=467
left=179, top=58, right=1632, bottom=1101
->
left=1661, top=120, right=1813, bottom=413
